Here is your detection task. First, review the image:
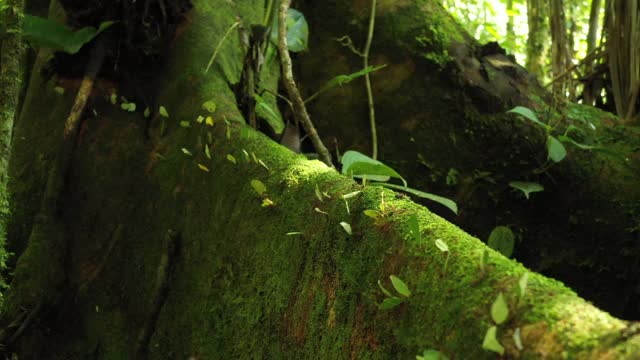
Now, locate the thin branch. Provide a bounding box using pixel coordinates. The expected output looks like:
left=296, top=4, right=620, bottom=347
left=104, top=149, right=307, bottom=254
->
left=205, top=21, right=240, bottom=74
left=363, top=0, right=378, bottom=159
left=277, top=0, right=333, bottom=167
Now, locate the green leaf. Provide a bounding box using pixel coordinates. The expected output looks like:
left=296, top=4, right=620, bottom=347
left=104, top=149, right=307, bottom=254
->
left=509, top=181, right=544, bottom=199
left=181, top=148, right=193, bottom=156
left=487, top=226, right=514, bottom=258
left=315, top=184, right=324, bottom=202
left=376, top=183, right=458, bottom=215
left=270, top=8, right=309, bottom=52
left=159, top=106, right=169, bottom=118
left=341, top=150, right=406, bottom=185
left=339, top=222, right=352, bottom=235
left=418, top=350, right=450, bottom=360
left=379, top=297, right=403, bottom=310
left=378, top=280, right=393, bottom=297
left=251, top=179, right=267, bottom=196
left=226, top=154, right=237, bottom=164
left=23, top=15, right=114, bottom=54
left=342, top=191, right=361, bottom=199
left=434, top=238, right=449, bottom=253
left=53, top=86, right=65, bottom=95
left=558, top=135, right=597, bottom=150
left=197, top=164, right=210, bottom=172
left=204, top=145, right=211, bottom=159
left=507, top=106, right=550, bottom=131
left=286, top=232, right=303, bottom=236
left=491, top=293, right=509, bottom=325
left=306, top=65, right=387, bottom=103
left=482, top=326, right=505, bottom=355
left=202, top=100, right=217, bottom=113
left=144, top=107, right=151, bottom=117
left=180, top=121, right=191, bottom=128
left=547, top=135, right=567, bottom=162
left=408, top=213, right=421, bottom=242
left=254, top=93, right=285, bottom=134
left=364, top=209, right=383, bottom=220
left=390, top=275, right=411, bottom=297
left=513, top=327, right=523, bottom=350
left=519, top=272, right=529, bottom=299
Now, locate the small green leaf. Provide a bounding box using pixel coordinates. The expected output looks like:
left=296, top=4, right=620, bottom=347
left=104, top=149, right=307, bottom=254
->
left=110, top=93, right=117, bottom=105
left=254, top=93, right=285, bottom=134
left=314, top=207, right=329, bottom=215
left=286, top=232, right=303, bottom=236
left=342, top=191, right=361, bottom=199
left=315, top=184, right=324, bottom=202
left=378, top=280, right=393, bottom=297
left=197, top=164, right=210, bottom=172
left=364, top=209, right=383, bottom=220
left=341, top=150, right=406, bottom=185
left=159, top=106, right=169, bottom=118
left=180, top=121, right=191, bottom=128
left=482, top=326, right=505, bottom=355
left=390, top=275, right=411, bottom=297
left=513, top=327, right=523, bottom=350
left=261, top=198, right=274, bottom=207
left=196, top=115, right=204, bottom=124
left=251, top=179, right=267, bottom=196
left=379, top=297, right=403, bottom=310
left=509, top=181, right=544, bottom=199
left=202, top=100, right=217, bottom=113
left=23, top=15, right=114, bottom=54
left=53, top=86, right=65, bottom=95
left=339, top=222, right=352, bottom=235
left=226, top=154, right=237, bottom=164
left=258, top=159, right=270, bottom=171
left=558, top=135, right=597, bottom=150
left=434, top=239, right=449, bottom=253
left=204, top=145, right=211, bottom=159
left=519, top=272, right=529, bottom=299
left=507, top=106, right=550, bottom=131
left=418, top=350, right=450, bottom=360
left=491, top=293, right=509, bottom=325
left=376, top=183, right=458, bottom=215
left=408, top=214, right=421, bottom=242
left=547, top=135, right=567, bottom=162
left=181, top=148, right=192, bottom=156
left=270, top=8, right=309, bottom=52
left=144, top=107, right=151, bottom=117
left=487, top=226, right=515, bottom=258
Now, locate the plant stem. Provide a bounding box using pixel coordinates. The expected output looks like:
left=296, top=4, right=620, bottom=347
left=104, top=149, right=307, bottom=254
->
left=277, top=0, right=333, bottom=167
left=205, top=21, right=240, bottom=74
left=363, top=0, right=378, bottom=159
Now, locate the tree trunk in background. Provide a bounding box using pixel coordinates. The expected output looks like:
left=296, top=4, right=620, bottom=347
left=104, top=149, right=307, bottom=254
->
left=506, top=0, right=515, bottom=51
left=583, top=0, right=603, bottom=106
left=605, top=0, right=640, bottom=121
left=526, top=0, right=549, bottom=80
left=3, top=0, right=640, bottom=358
left=296, top=0, right=640, bottom=319
left=549, top=0, right=570, bottom=96
left=0, top=0, right=26, bottom=282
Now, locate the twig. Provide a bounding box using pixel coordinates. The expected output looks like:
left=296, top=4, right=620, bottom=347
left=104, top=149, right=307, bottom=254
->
left=363, top=0, right=378, bottom=159
left=277, top=0, right=333, bottom=167
left=204, top=20, right=240, bottom=74
left=544, top=45, right=603, bottom=87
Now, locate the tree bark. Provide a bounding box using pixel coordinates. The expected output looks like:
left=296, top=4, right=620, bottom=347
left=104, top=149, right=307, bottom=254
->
left=296, top=0, right=640, bottom=319
left=3, top=0, right=640, bottom=358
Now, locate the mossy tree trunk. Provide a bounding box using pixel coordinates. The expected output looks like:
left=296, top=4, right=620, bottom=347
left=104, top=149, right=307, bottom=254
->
left=297, top=0, right=640, bottom=319
left=3, top=0, right=640, bottom=359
